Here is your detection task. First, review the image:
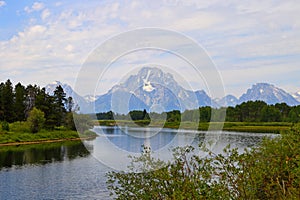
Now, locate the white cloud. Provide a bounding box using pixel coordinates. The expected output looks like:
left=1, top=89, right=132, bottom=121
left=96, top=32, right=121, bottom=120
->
left=55, top=2, right=62, bottom=7
left=24, top=2, right=44, bottom=13
left=1, top=0, right=300, bottom=96
left=169, top=12, right=222, bottom=31
left=41, top=9, right=51, bottom=20
left=0, top=1, right=6, bottom=7
left=32, top=2, right=44, bottom=11
left=65, top=44, right=74, bottom=52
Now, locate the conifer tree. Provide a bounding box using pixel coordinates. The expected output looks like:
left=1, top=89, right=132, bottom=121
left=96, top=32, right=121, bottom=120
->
left=14, top=82, right=26, bottom=121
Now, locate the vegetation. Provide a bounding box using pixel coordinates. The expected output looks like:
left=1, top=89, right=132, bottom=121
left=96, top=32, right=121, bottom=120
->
left=0, top=79, right=95, bottom=145
left=27, top=107, right=45, bottom=133
left=96, top=120, right=292, bottom=133
left=95, top=100, right=300, bottom=133
left=97, top=101, right=300, bottom=123
left=0, top=122, right=96, bottom=145
left=107, top=124, right=300, bottom=199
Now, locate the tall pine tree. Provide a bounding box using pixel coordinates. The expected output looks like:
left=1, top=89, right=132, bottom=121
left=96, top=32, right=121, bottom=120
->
left=0, top=82, right=4, bottom=121
left=14, top=82, right=26, bottom=121
left=1, top=80, right=15, bottom=122
left=53, top=85, right=67, bottom=126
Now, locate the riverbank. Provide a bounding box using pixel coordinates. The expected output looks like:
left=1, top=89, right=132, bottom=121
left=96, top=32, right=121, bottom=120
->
left=95, top=120, right=292, bottom=133
left=0, top=129, right=97, bottom=146
left=0, top=136, right=96, bottom=147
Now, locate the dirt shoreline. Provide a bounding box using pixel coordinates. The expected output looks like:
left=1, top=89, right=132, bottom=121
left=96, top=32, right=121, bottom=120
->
left=0, top=136, right=96, bottom=147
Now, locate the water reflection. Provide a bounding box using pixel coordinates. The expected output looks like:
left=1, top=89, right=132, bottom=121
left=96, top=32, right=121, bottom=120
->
left=0, top=141, right=93, bottom=169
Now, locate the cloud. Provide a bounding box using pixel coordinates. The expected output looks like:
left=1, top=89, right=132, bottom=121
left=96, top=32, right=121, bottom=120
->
left=169, top=12, right=222, bottom=31
left=41, top=9, right=50, bottom=20
left=32, top=2, right=44, bottom=10
left=24, top=2, right=44, bottom=13
left=0, top=1, right=6, bottom=7
left=1, top=0, right=300, bottom=96
left=65, top=44, right=74, bottom=52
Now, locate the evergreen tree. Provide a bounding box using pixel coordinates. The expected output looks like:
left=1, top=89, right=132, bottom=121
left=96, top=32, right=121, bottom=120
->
left=0, top=82, right=4, bottom=121
left=66, top=96, right=74, bottom=112
left=1, top=79, right=15, bottom=122
left=25, top=84, right=39, bottom=118
left=14, top=82, right=26, bottom=121
left=275, top=103, right=291, bottom=121
left=260, top=105, right=282, bottom=122
left=53, top=85, right=67, bottom=126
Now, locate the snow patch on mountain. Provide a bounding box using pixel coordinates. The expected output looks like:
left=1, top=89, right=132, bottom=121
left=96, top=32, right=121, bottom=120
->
left=93, top=67, right=213, bottom=113
left=143, top=81, right=155, bottom=92
left=292, top=91, right=300, bottom=102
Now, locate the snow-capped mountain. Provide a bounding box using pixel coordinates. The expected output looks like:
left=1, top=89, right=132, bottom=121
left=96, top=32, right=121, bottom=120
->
left=215, top=95, right=239, bottom=107
left=84, top=95, right=100, bottom=103
left=46, top=81, right=74, bottom=97
left=94, top=67, right=213, bottom=113
left=292, top=91, right=300, bottom=102
left=239, top=83, right=299, bottom=106
left=45, top=81, right=92, bottom=113
left=45, top=76, right=300, bottom=114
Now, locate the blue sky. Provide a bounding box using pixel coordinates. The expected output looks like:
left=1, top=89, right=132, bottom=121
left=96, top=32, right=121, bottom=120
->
left=0, top=0, right=300, bottom=97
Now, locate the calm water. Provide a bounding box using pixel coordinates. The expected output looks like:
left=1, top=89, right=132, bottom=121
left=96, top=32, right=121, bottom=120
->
left=0, top=126, right=276, bottom=199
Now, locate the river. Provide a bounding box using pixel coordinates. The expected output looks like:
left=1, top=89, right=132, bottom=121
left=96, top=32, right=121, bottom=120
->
left=0, top=126, right=276, bottom=199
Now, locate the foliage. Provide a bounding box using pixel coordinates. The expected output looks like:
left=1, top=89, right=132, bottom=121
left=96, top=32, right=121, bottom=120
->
left=107, top=124, right=300, bottom=199
left=0, top=129, right=80, bottom=144
left=97, top=101, right=300, bottom=124
left=0, top=79, right=76, bottom=131
left=52, top=85, right=67, bottom=126
left=129, top=110, right=149, bottom=121
left=14, top=82, right=26, bottom=121
left=27, top=107, right=45, bottom=133
left=0, top=80, right=15, bottom=122
left=64, top=112, right=76, bottom=131
left=73, top=113, right=94, bottom=134
left=1, top=121, right=9, bottom=132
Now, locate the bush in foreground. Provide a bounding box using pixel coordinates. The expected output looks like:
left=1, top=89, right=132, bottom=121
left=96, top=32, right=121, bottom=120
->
left=107, top=125, right=300, bottom=199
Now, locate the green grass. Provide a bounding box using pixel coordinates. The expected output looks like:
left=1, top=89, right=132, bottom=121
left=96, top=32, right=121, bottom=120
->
left=0, top=140, right=84, bottom=152
left=0, top=121, right=97, bottom=145
left=96, top=120, right=292, bottom=133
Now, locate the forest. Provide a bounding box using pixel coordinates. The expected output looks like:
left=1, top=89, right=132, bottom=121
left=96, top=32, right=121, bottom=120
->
left=96, top=100, right=300, bottom=123
left=0, top=79, right=84, bottom=135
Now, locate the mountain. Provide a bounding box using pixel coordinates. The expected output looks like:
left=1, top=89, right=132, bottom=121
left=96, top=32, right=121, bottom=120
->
left=94, top=67, right=213, bottom=113
left=84, top=95, right=100, bottom=103
left=45, top=76, right=300, bottom=114
left=45, top=81, right=92, bottom=113
left=195, top=90, right=216, bottom=107
left=215, top=95, right=239, bottom=107
left=239, top=83, right=299, bottom=106
left=292, top=91, right=300, bottom=102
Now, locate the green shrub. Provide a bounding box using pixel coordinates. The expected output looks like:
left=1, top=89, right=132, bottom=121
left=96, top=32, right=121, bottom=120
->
left=9, top=121, right=30, bottom=133
left=107, top=124, right=300, bottom=199
left=1, top=121, right=9, bottom=132
left=27, top=108, right=45, bottom=133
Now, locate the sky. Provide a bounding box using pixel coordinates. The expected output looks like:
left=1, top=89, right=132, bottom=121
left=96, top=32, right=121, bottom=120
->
left=0, top=0, right=300, bottom=98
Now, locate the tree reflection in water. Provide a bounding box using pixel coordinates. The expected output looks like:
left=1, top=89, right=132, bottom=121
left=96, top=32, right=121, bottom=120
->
left=0, top=141, right=93, bottom=169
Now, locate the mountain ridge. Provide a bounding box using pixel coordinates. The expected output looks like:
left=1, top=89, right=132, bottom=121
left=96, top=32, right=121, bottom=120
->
left=45, top=68, right=300, bottom=113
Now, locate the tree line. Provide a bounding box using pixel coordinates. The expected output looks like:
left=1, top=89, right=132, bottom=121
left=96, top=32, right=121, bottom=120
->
left=96, top=100, right=300, bottom=123
left=0, top=79, right=76, bottom=133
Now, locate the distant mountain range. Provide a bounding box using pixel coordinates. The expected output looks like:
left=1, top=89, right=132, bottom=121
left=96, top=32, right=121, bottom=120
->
left=45, top=67, right=300, bottom=114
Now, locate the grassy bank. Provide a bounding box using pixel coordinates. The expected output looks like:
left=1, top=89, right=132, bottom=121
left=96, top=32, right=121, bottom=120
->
left=95, top=120, right=292, bottom=133
left=0, top=122, right=97, bottom=145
